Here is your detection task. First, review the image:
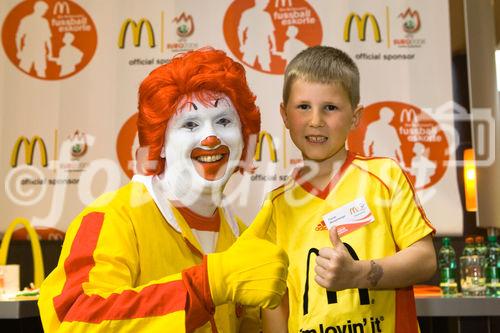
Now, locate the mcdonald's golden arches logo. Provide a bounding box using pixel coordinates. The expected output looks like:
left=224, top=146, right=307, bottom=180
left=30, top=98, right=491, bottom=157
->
left=118, top=18, right=156, bottom=48
left=253, top=131, right=278, bottom=163
left=53, top=1, right=70, bottom=15
left=344, top=12, right=381, bottom=43
left=349, top=206, right=361, bottom=215
left=400, top=108, right=419, bottom=124
left=11, top=136, right=48, bottom=168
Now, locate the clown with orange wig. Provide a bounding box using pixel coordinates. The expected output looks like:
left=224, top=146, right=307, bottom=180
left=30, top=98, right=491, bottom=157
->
left=38, top=49, right=288, bottom=333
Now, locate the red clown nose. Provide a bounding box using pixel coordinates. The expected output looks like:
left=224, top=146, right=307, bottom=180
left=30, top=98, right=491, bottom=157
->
left=201, top=136, right=221, bottom=148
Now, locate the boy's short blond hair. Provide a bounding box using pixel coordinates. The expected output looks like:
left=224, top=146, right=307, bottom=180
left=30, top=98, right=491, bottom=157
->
left=283, top=46, right=360, bottom=107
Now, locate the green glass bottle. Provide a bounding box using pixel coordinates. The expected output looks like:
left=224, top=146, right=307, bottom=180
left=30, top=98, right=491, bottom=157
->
left=439, top=237, right=458, bottom=296
left=463, top=236, right=475, bottom=256
left=485, top=235, right=499, bottom=297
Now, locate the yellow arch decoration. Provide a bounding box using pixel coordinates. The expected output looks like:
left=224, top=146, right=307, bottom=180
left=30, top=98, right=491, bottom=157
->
left=254, top=131, right=278, bottom=162
left=0, top=218, right=45, bottom=288
left=118, top=18, right=156, bottom=48
left=343, top=12, right=382, bottom=43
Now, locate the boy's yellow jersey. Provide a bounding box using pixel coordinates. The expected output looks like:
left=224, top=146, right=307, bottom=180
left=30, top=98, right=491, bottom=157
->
left=247, top=152, right=435, bottom=333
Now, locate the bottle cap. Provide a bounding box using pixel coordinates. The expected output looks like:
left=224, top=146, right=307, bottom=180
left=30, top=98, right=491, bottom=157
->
left=442, top=237, right=451, bottom=246
left=474, top=235, right=484, bottom=243
left=465, top=236, right=474, bottom=244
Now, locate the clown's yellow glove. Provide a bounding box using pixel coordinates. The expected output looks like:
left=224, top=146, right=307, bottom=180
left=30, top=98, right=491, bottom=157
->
left=207, top=237, right=288, bottom=309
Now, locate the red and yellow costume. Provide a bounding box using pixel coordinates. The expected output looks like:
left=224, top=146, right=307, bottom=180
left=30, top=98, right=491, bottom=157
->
left=38, top=179, right=258, bottom=332
left=38, top=49, right=288, bottom=333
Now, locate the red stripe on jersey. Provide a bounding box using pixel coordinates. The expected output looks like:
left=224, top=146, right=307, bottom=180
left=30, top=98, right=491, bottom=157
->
left=295, top=151, right=355, bottom=200
left=352, top=156, right=436, bottom=234
left=395, top=287, right=419, bottom=333
left=269, top=177, right=296, bottom=203
left=270, top=185, right=287, bottom=203
left=53, top=211, right=186, bottom=323
left=270, top=184, right=286, bottom=197
left=351, top=155, right=404, bottom=195
left=351, top=163, right=391, bottom=194
left=351, top=153, right=403, bottom=164
left=399, top=169, right=436, bottom=234
left=352, top=154, right=389, bottom=161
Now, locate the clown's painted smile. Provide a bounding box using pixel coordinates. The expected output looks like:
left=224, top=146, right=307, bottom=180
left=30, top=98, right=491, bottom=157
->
left=190, top=144, right=230, bottom=180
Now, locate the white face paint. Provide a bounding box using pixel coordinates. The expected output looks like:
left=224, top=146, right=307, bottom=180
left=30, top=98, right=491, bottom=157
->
left=160, top=94, right=243, bottom=198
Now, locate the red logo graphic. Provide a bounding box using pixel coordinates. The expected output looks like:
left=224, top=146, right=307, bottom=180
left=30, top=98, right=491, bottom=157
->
left=398, top=8, right=421, bottom=34
left=348, top=101, right=449, bottom=190
left=173, top=12, right=195, bottom=38
left=223, top=0, right=322, bottom=74
left=2, top=0, right=97, bottom=80
left=68, top=130, right=88, bottom=158
left=116, top=113, right=139, bottom=179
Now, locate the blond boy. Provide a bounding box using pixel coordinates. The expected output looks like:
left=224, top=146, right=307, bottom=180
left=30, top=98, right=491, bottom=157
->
left=248, top=46, right=437, bottom=333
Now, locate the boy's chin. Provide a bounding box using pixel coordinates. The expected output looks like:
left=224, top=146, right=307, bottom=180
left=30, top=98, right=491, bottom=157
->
left=302, top=150, right=346, bottom=163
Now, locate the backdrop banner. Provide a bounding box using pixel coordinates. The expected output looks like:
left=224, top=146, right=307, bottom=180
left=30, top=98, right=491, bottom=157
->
left=0, top=0, right=461, bottom=236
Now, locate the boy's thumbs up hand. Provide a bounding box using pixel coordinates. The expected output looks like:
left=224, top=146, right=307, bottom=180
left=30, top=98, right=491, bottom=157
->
left=328, top=225, right=343, bottom=248
left=314, top=227, right=360, bottom=291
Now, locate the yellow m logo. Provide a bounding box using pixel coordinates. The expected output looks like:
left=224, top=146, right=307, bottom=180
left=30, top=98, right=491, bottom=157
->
left=344, top=12, right=381, bottom=43
left=118, top=18, right=156, bottom=48
left=53, top=1, right=70, bottom=15
left=10, top=136, right=48, bottom=167
left=254, top=131, right=278, bottom=162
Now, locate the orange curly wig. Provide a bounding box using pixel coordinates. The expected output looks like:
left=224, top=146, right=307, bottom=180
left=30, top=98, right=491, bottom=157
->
left=138, top=48, right=261, bottom=175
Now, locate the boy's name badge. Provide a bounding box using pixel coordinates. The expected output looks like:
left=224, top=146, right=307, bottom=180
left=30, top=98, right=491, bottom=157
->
left=322, top=197, right=375, bottom=236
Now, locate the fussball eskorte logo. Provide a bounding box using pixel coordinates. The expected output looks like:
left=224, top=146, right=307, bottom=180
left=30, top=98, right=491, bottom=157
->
left=348, top=101, right=449, bottom=190
left=2, top=0, right=97, bottom=80
left=223, top=0, right=322, bottom=74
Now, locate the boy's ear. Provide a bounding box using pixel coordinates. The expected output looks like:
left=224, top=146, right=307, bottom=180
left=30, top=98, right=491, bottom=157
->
left=351, top=105, right=363, bottom=129
left=280, top=103, right=289, bottom=129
